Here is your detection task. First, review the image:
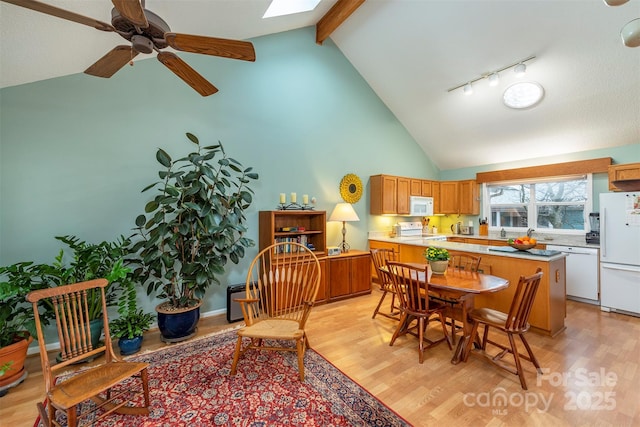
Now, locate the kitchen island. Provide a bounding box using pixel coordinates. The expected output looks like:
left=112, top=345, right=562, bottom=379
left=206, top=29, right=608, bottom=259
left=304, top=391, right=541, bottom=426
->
left=369, top=236, right=567, bottom=336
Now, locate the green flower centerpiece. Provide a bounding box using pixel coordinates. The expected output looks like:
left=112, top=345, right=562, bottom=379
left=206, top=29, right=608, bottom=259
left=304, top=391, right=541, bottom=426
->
left=424, top=247, right=450, bottom=275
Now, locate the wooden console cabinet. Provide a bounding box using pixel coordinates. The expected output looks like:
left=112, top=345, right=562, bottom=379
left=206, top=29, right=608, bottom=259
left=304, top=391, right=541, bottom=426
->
left=327, top=251, right=371, bottom=302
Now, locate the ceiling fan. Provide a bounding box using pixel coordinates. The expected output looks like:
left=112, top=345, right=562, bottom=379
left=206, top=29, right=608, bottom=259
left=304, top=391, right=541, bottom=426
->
left=2, top=0, right=256, bottom=96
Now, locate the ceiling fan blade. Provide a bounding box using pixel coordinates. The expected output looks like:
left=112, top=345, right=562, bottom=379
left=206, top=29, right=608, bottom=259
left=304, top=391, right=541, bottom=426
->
left=2, top=0, right=114, bottom=31
left=85, top=46, right=138, bottom=78
left=157, top=52, right=218, bottom=96
left=164, top=33, right=256, bottom=62
left=111, top=0, right=148, bottom=28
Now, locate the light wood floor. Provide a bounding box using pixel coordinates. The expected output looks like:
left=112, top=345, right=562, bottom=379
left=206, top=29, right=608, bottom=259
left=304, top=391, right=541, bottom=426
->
left=2, top=290, right=639, bottom=427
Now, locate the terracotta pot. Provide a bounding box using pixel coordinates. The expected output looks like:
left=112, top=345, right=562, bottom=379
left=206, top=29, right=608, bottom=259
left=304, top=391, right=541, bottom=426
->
left=0, top=332, right=33, bottom=389
left=429, top=260, right=449, bottom=275
left=156, top=299, right=203, bottom=343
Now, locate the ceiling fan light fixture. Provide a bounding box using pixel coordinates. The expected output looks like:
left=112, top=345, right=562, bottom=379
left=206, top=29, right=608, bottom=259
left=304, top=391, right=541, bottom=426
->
left=621, top=18, right=640, bottom=47
left=488, top=72, right=500, bottom=87
left=514, top=63, right=527, bottom=77
left=503, top=81, right=544, bottom=109
left=463, top=82, right=473, bottom=95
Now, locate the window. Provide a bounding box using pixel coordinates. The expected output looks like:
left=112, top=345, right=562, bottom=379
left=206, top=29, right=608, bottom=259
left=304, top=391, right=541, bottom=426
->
left=483, top=175, right=592, bottom=234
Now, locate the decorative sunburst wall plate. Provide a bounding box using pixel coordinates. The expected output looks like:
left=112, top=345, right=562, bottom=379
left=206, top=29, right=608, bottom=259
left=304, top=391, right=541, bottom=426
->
left=339, top=173, right=363, bottom=203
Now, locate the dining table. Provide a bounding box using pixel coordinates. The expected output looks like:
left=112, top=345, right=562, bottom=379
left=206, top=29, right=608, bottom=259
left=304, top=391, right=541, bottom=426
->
left=401, top=262, right=509, bottom=364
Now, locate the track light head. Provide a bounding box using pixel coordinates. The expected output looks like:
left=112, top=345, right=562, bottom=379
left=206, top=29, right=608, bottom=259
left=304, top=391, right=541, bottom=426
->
left=514, top=63, right=526, bottom=77
left=488, top=72, right=500, bottom=87
left=463, top=82, right=473, bottom=95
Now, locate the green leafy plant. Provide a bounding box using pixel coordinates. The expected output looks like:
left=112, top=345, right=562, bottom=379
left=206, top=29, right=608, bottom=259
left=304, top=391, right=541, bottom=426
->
left=110, top=310, right=154, bottom=340
left=130, top=132, right=259, bottom=309
left=424, top=247, right=450, bottom=261
left=0, top=262, right=57, bottom=347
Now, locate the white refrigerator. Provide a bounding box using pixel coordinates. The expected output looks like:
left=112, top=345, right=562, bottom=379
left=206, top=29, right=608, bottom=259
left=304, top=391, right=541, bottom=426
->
left=600, top=192, right=640, bottom=317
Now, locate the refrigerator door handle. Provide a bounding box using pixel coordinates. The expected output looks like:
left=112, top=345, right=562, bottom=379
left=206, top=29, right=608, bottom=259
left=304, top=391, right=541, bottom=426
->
left=600, top=208, right=606, bottom=258
left=601, top=263, right=640, bottom=273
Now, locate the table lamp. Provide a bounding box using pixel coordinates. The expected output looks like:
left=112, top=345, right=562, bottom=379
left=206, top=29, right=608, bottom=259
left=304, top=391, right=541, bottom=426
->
left=329, top=203, right=360, bottom=253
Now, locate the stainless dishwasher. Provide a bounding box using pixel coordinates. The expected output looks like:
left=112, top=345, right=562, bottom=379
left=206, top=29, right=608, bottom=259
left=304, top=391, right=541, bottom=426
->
left=546, top=245, right=599, bottom=304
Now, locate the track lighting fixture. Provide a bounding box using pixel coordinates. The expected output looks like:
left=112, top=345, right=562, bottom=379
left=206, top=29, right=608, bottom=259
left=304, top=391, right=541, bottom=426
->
left=514, top=63, right=526, bottom=77
left=447, top=56, right=535, bottom=94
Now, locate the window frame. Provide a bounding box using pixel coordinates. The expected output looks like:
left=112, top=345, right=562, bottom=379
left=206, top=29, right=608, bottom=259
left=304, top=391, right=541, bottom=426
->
left=482, top=174, right=593, bottom=235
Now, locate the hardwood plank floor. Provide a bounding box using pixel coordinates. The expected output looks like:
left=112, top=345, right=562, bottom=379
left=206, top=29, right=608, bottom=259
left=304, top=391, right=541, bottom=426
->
left=2, top=290, right=638, bottom=426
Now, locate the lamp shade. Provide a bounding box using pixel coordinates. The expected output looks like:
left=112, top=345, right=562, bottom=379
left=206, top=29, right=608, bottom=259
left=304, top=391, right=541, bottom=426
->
left=329, top=203, right=360, bottom=222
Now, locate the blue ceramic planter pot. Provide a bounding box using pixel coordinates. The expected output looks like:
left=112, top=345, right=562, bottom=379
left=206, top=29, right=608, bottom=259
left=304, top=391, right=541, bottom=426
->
left=156, top=299, right=202, bottom=343
left=118, top=336, right=143, bottom=356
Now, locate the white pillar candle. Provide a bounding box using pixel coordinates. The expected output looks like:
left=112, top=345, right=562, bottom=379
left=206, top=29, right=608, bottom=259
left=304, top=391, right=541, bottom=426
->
left=291, top=192, right=297, bottom=203
left=279, top=193, right=286, bottom=204
left=302, top=194, right=309, bottom=205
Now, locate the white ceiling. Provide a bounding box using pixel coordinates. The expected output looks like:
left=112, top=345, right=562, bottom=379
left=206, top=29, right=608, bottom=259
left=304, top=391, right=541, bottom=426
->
left=1, top=0, right=639, bottom=170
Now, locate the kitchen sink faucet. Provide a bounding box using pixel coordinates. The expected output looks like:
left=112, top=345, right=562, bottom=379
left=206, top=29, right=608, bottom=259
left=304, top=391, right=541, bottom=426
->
left=527, top=228, right=535, bottom=237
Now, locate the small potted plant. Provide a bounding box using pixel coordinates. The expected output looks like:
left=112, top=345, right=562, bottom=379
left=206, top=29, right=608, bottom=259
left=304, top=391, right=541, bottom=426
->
left=424, top=247, right=450, bottom=275
left=110, top=309, right=154, bottom=356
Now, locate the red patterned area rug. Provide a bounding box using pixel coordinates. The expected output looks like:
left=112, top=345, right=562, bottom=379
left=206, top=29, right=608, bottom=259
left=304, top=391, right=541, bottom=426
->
left=35, top=328, right=409, bottom=426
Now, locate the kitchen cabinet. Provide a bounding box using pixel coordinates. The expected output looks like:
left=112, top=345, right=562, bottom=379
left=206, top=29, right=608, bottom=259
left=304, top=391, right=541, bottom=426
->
left=438, top=181, right=459, bottom=214
left=327, top=251, right=371, bottom=302
left=438, top=180, right=479, bottom=215
left=410, top=179, right=434, bottom=197
left=370, top=174, right=409, bottom=215
left=608, top=162, right=640, bottom=191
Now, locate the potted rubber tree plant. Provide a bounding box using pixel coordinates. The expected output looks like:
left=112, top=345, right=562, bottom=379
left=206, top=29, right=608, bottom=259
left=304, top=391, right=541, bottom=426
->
left=130, top=132, right=258, bottom=343
left=0, top=262, right=56, bottom=396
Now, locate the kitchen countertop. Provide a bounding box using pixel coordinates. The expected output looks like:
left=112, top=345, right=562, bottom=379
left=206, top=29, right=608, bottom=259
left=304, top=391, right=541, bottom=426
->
left=369, top=235, right=568, bottom=262
left=368, top=230, right=599, bottom=249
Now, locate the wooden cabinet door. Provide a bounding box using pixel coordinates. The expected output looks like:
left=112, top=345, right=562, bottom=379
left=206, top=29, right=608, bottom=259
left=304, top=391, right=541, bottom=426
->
left=458, top=180, right=479, bottom=214
left=316, top=259, right=328, bottom=304
left=421, top=180, right=433, bottom=197
left=328, top=257, right=350, bottom=298
left=608, top=163, right=640, bottom=191
left=432, top=182, right=441, bottom=214
left=397, top=177, right=410, bottom=214
left=370, top=175, right=397, bottom=215
left=410, top=179, right=422, bottom=196
left=350, top=255, right=372, bottom=294
left=439, top=181, right=459, bottom=214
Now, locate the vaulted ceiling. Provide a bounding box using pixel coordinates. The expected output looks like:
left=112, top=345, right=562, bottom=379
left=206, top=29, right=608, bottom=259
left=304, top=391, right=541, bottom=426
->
left=1, top=0, right=639, bottom=170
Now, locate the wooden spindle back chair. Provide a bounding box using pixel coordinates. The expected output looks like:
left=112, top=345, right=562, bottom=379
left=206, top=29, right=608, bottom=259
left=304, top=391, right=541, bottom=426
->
left=27, top=279, right=150, bottom=427
left=463, top=268, right=544, bottom=390
left=386, top=262, right=452, bottom=363
left=230, top=242, right=321, bottom=381
left=369, top=248, right=400, bottom=320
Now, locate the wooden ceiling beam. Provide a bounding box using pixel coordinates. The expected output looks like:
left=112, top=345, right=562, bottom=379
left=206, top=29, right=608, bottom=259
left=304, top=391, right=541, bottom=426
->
left=316, top=0, right=366, bottom=45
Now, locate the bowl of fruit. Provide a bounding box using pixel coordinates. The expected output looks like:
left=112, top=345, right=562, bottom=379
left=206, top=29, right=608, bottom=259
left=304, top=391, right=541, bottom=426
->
left=508, top=236, right=537, bottom=251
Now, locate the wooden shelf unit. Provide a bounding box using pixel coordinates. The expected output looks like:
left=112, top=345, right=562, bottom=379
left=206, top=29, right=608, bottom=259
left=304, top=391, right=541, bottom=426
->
left=259, top=210, right=327, bottom=256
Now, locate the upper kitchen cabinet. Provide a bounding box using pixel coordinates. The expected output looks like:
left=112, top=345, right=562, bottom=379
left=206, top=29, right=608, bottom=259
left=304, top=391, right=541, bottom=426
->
left=608, top=162, right=640, bottom=191
left=437, top=180, right=479, bottom=215
left=410, top=179, right=434, bottom=197
left=370, top=175, right=410, bottom=215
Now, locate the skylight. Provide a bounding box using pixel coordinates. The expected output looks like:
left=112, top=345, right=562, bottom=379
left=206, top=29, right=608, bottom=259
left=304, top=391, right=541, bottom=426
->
left=263, top=0, right=322, bottom=18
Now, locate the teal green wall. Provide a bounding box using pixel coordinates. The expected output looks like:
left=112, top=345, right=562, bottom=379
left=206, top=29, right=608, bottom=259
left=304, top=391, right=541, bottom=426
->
left=0, top=27, right=437, bottom=314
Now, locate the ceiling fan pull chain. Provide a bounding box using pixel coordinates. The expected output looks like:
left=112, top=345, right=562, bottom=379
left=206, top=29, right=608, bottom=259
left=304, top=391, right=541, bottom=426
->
left=130, top=47, right=134, bottom=67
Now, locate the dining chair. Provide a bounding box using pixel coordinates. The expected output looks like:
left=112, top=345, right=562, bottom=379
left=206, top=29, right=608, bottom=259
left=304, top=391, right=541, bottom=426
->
left=26, top=279, right=150, bottom=427
left=369, top=248, right=400, bottom=320
left=463, top=267, right=544, bottom=390
left=230, top=242, right=321, bottom=381
left=437, top=253, right=482, bottom=344
left=386, top=261, right=452, bottom=364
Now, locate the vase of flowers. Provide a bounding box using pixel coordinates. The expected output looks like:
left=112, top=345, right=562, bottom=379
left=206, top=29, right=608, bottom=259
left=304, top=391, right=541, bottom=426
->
left=424, top=247, right=450, bottom=275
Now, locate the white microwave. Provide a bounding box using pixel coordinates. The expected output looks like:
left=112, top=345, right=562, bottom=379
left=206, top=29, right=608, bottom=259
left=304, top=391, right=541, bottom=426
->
left=409, top=196, right=434, bottom=216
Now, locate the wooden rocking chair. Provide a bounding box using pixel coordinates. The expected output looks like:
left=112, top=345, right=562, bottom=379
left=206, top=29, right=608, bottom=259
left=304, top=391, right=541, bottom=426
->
left=230, top=242, right=321, bottom=381
left=27, top=279, right=150, bottom=427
